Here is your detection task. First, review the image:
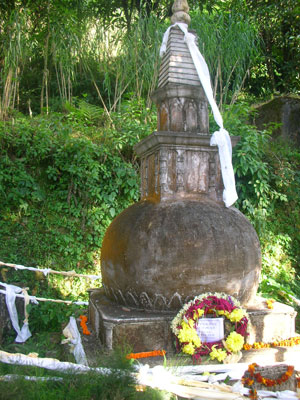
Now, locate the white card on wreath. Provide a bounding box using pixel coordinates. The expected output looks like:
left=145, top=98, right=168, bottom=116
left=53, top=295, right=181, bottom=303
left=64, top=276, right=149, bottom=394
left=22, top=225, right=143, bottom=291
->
left=196, top=318, right=224, bottom=343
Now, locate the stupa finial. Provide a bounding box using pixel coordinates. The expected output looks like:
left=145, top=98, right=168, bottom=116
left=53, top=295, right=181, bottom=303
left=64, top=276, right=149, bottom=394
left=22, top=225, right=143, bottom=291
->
left=171, top=0, right=191, bottom=25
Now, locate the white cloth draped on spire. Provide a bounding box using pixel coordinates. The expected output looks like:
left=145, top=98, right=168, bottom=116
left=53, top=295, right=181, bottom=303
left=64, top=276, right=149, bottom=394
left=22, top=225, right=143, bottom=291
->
left=160, top=23, right=238, bottom=207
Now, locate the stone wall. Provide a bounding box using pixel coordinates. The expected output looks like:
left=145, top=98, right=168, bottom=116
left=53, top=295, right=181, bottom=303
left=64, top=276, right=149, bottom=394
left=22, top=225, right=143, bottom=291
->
left=252, top=95, right=300, bottom=147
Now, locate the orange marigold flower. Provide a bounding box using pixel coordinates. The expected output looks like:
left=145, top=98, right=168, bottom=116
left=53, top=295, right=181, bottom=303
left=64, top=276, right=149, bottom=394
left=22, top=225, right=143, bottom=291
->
left=266, top=299, right=275, bottom=309
left=126, top=350, right=166, bottom=359
left=243, top=363, right=294, bottom=390
left=249, top=389, right=258, bottom=399
left=79, top=315, right=91, bottom=335
left=248, top=363, right=257, bottom=374
left=286, top=366, right=294, bottom=376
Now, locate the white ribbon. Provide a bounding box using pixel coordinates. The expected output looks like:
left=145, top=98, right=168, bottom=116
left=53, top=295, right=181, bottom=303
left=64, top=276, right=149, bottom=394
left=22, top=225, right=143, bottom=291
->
left=232, top=382, right=298, bottom=399
left=160, top=23, right=238, bottom=207
left=62, top=317, right=88, bottom=366
left=257, top=390, right=298, bottom=399
left=0, top=261, right=101, bottom=280
left=1, top=283, right=32, bottom=343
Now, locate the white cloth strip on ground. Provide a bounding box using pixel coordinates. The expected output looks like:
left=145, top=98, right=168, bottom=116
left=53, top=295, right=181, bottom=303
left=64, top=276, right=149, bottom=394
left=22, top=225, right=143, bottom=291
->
left=160, top=23, right=238, bottom=207
left=62, top=317, right=88, bottom=366
left=0, top=374, right=63, bottom=382
left=0, top=352, right=298, bottom=399
left=0, top=350, right=125, bottom=375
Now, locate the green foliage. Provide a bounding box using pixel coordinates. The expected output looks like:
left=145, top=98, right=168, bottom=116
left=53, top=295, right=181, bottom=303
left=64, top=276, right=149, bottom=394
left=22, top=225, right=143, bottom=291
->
left=28, top=302, right=80, bottom=333
left=190, top=9, right=260, bottom=107
left=0, top=106, right=146, bottom=297
left=243, top=0, right=300, bottom=95
left=222, top=102, right=300, bottom=302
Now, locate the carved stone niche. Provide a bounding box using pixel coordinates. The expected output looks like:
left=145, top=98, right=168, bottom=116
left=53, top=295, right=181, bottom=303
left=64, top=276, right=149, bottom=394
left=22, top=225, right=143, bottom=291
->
left=135, top=132, right=239, bottom=203
left=152, top=84, right=209, bottom=134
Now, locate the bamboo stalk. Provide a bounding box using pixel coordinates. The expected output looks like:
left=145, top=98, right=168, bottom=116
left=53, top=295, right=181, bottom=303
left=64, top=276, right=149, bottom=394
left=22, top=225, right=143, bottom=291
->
left=92, top=79, right=114, bottom=127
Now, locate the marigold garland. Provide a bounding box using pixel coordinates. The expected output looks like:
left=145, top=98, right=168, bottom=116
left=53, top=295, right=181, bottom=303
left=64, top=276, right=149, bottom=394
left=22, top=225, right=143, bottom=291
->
left=243, top=336, right=300, bottom=350
left=242, top=363, right=294, bottom=399
left=266, top=298, right=275, bottom=309
left=126, top=350, right=166, bottom=359
left=171, top=292, right=249, bottom=363
left=79, top=315, right=91, bottom=335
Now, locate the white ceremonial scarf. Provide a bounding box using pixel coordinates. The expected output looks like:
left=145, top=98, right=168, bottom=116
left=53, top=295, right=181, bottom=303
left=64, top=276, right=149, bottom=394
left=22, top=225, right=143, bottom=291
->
left=160, top=23, right=238, bottom=207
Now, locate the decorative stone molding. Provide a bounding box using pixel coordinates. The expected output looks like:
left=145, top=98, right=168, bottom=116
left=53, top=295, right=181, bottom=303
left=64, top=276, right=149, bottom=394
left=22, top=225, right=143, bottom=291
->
left=153, top=85, right=209, bottom=133
left=103, top=284, right=195, bottom=311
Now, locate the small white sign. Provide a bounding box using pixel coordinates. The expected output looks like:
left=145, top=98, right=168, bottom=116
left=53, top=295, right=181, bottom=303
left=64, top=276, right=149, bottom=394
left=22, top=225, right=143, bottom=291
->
left=196, top=318, right=224, bottom=343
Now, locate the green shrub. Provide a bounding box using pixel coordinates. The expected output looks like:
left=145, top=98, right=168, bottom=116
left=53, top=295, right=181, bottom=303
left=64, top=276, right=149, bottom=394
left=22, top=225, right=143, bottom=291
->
left=0, top=102, right=151, bottom=299
left=222, top=102, right=300, bottom=303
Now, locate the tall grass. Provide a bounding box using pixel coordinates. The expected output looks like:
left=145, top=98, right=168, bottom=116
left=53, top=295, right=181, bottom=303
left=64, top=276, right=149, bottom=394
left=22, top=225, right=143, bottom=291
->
left=81, top=16, right=166, bottom=113
left=190, top=9, right=260, bottom=109
left=0, top=7, right=32, bottom=119
left=0, top=5, right=260, bottom=118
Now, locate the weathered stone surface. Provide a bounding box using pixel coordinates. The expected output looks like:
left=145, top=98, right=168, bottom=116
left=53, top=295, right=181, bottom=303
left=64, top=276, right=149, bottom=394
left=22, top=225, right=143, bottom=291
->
left=246, top=297, right=296, bottom=344
left=89, top=289, right=175, bottom=352
left=241, top=346, right=300, bottom=366
left=134, top=132, right=239, bottom=203
left=252, top=95, right=300, bottom=147
left=158, top=27, right=200, bottom=89
left=152, top=85, right=209, bottom=133
left=89, top=291, right=296, bottom=358
left=101, top=199, right=261, bottom=310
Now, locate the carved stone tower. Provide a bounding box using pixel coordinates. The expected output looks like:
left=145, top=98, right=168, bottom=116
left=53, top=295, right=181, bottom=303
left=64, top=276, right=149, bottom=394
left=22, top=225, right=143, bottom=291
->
left=89, top=1, right=296, bottom=354
left=99, top=0, right=261, bottom=312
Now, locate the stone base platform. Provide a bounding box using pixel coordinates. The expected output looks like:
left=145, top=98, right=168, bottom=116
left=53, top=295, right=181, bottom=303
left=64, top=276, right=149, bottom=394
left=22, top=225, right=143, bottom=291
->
left=88, top=289, right=297, bottom=358
left=88, top=289, right=175, bottom=352
left=240, top=346, right=300, bottom=366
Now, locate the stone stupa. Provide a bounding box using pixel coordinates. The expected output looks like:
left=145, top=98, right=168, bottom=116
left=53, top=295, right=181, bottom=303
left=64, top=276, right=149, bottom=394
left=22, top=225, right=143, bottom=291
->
left=88, top=0, right=296, bottom=355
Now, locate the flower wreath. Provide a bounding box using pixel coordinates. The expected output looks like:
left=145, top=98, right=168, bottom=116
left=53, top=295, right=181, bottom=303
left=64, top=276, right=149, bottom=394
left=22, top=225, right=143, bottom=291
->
left=171, top=292, right=249, bottom=363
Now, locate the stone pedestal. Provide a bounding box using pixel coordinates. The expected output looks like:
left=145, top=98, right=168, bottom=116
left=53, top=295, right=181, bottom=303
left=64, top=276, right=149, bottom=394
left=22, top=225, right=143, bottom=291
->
left=246, top=297, right=297, bottom=344
left=88, top=289, right=175, bottom=352
left=89, top=290, right=296, bottom=357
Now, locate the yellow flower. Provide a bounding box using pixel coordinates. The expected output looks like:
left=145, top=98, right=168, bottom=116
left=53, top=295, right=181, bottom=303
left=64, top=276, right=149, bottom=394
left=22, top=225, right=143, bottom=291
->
left=225, top=331, right=244, bottom=353
left=178, top=327, right=192, bottom=343
left=198, top=308, right=204, bottom=317
left=228, top=308, right=244, bottom=322
left=178, top=322, right=201, bottom=348
left=182, top=343, right=195, bottom=355
left=218, top=310, right=229, bottom=317
left=188, top=318, right=194, bottom=328
left=209, top=345, right=227, bottom=362
left=193, top=334, right=201, bottom=348
left=266, top=299, right=275, bottom=309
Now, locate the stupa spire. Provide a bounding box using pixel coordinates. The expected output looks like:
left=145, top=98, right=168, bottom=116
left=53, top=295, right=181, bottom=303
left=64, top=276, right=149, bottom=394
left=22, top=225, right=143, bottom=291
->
left=171, top=0, right=191, bottom=25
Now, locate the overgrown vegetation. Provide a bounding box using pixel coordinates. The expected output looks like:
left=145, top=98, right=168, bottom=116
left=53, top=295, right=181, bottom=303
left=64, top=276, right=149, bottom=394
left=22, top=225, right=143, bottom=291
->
left=0, top=99, right=154, bottom=300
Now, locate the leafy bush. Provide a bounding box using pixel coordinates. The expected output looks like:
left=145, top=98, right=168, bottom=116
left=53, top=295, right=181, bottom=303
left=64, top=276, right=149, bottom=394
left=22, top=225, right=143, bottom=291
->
left=0, top=100, right=153, bottom=300
left=222, top=102, right=300, bottom=303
